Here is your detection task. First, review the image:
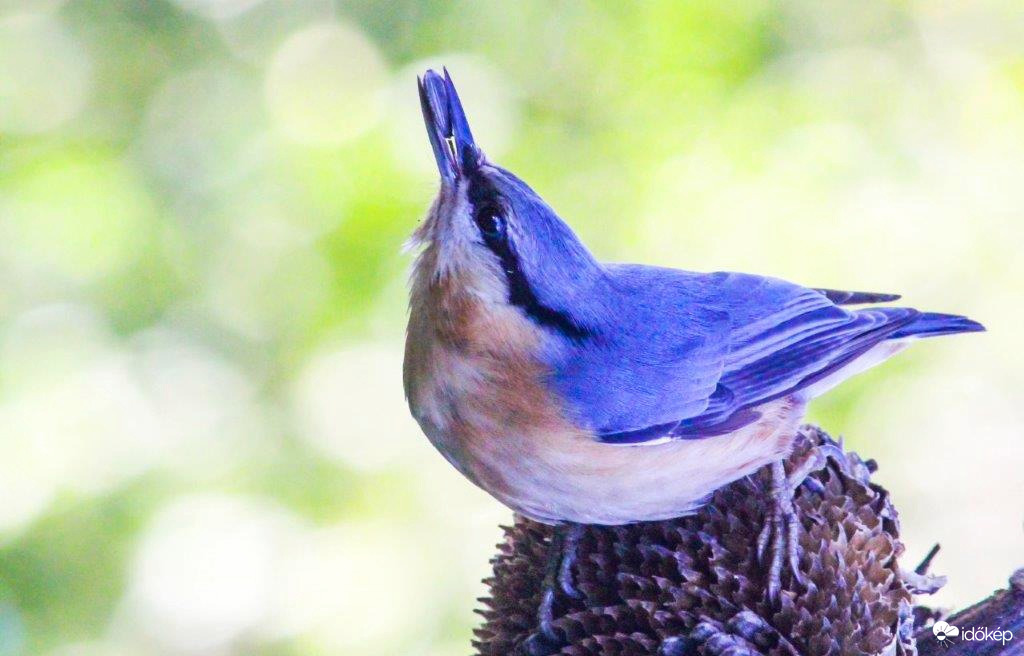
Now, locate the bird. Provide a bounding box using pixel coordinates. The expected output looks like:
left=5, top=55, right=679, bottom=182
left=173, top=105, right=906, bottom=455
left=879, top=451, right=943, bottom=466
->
left=403, top=68, right=984, bottom=655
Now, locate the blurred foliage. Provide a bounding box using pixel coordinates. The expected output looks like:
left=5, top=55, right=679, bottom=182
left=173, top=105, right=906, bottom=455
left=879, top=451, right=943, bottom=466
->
left=0, top=1, right=1022, bottom=655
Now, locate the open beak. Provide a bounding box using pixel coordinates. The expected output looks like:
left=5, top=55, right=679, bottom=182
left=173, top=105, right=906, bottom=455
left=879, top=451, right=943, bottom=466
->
left=418, top=68, right=480, bottom=182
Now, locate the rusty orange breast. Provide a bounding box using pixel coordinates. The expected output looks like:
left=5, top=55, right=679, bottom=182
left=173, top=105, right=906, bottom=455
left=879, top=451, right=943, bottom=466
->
left=404, top=255, right=585, bottom=496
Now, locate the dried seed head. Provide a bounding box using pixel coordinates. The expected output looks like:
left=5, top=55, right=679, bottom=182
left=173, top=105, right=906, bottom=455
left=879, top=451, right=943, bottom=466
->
left=474, top=427, right=929, bottom=656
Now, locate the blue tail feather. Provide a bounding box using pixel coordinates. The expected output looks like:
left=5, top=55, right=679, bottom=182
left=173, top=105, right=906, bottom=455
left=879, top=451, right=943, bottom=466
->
left=890, top=312, right=985, bottom=339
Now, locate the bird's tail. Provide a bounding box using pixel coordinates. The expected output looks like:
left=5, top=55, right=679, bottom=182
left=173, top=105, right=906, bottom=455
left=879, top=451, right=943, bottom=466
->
left=890, top=312, right=985, bottom=339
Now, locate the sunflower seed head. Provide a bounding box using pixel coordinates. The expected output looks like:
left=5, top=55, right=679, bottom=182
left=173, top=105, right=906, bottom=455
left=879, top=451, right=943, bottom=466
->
left=474, top=426, right=932, bottom=656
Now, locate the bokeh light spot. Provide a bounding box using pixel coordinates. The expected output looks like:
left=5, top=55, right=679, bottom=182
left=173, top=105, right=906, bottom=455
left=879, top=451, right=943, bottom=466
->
left=267, top=523, right=434, bottom=654
left=171, top=0, right=265, bottom=22
left=123, top=495, right=301, bottom=653
left=0, top=13, right=92, bottom=134
left=215, top=0, right=335, bottom=64
left=265, top=22, right=387, bottom=146
left=138, top=65, right=263, bottom=198
left=291, top=343, right=419, bottom=471
left=0, top=152, right=154, bottom=283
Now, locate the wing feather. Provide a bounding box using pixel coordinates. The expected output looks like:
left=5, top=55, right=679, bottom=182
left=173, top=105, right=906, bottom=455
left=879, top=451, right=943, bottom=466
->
left=546, top=266, right=917, bottom=445
left=813, top=288, right=901, bottom=305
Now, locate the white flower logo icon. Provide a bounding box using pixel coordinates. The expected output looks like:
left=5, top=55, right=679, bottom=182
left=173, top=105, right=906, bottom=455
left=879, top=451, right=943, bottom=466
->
left=933, top=620, right=960, bottom=645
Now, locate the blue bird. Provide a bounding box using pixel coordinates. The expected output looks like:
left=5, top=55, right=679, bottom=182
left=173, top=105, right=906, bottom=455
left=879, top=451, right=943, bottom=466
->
left=403, top=68, right=983, bottom=654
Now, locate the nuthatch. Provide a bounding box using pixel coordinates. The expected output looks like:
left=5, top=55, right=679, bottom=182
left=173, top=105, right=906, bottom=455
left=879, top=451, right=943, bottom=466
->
left=403, top=68, right=983, bottom=654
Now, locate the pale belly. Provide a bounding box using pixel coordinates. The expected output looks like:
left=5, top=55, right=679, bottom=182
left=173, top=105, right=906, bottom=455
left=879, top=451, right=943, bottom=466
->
left=417, top=395, right=805, bottom=526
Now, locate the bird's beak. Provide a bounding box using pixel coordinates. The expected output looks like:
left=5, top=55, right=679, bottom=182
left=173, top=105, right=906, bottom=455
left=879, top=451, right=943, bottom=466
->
left=418, top=68, right=480, bottom=182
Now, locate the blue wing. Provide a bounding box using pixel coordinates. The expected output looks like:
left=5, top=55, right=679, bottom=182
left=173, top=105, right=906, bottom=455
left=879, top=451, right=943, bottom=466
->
left=544, top=265, right=980, bottom=444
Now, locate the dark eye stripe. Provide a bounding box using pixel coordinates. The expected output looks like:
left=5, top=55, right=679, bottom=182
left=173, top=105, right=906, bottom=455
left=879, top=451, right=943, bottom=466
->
left=466, top=174, right=592, bottom=341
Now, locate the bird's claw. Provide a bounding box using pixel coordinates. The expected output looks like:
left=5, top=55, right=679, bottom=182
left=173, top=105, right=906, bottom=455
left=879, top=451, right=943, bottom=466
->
left=520, top=524, right=584, bottom=655
left=520, top=623, right=562, bottom=656
left=758, top=461, right=807, bottom=603
left=657, top=636, right=694, bottom=656
left=558, top=563, right=582, bottom=599
left=760, top=441, right=846, bottom=600
left=557, top=525, right=584, bottom=599
left=519, top=588, right=561, bottom=655
left=786, top=446, right=831, bottom=491
left=799, top=475, right=826, bottom=495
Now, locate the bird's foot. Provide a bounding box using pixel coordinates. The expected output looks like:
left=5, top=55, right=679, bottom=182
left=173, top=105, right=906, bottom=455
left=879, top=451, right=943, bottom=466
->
left=556, top=523, right=584, bottom=600
left=754, top=456, right=810, bottom=604
left=756, top=461, right=800, bottom=604
left=786, top=441, right=841, bottom=495
left=658, top=611, right=802, bottom=656
left=756, top=444, right=841, bottom=603
left=519, top=604, right=562, bottom=655
left=519, top=524, right=584, bottom=656
left=657, top=636, right=696, bottom=655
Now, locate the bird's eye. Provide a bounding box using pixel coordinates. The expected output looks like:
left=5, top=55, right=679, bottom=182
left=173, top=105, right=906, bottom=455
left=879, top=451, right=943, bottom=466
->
left=474, top=205, right=506, bottom=241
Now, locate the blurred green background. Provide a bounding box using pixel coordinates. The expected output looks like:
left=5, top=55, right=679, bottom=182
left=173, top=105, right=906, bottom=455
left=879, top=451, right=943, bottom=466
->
left=0, top=0, right=1021, bottom=654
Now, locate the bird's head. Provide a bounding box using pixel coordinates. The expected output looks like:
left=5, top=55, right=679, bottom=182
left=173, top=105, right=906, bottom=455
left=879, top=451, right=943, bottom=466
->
left=409, top=68, right=603, bottom=338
